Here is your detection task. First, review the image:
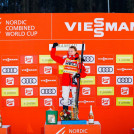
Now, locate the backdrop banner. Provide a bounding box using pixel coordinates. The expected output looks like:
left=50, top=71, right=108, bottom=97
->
left=0, top=13, right=134, bottom=134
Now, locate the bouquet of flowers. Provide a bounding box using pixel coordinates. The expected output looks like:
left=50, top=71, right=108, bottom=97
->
left=59, top=109, right=71, bottom=120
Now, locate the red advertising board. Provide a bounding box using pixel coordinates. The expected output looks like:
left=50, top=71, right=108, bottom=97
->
left=0, top=13, right=134, bottom=134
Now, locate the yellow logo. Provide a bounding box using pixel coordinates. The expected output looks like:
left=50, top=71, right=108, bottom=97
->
left=116, top=55, right=133, bottom=63
left=2, top=87, right=19, bottom=96
left=21, top=98, right=38, bottom=107
left=97, top=87, right=114, bottom=95
left=59, top=65, right=64, bottom=74
left=116, top=97, right=133, bottom=106
left=80, top=76, right=95, bottom=85
left=39, top=55, right=56, bottom=64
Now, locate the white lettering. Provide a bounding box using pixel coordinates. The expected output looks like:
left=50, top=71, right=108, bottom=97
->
left=106, top=22, right=117, bottom=31
left=84, top=22, right=93, bottom=31
left=94, top=18, right=104, bottom=27
left=118, top=22, right=129, bottom=31
left=65, top=22, right=77, bottom=31
left=94, top=28, right=104, bottom=37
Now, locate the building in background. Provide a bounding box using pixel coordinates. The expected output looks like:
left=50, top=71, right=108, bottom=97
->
left=0, top=0, right=134, bottom=13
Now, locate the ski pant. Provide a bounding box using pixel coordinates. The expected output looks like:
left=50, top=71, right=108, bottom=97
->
left=62, top=86, right=76, bottom=108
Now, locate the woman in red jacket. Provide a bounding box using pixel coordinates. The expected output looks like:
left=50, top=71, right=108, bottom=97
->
left=51, top=43, right=87, bottom=110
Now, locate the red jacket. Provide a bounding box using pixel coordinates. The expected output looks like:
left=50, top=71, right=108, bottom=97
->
left=51, top=47, right=87, bottom=87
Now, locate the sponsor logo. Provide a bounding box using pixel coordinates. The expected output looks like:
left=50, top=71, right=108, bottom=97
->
left=80, top=76, right=95, bottom=85
left=25, top=88, right=33, bottom=96
left=59, top=65, right=64, bottom=74
left=116, top=76, right=133, bottom=85
left=97, top=55, right=114, bottom=64
left=64, top=20, right=134, bottom=38
left=56, top=127, right=66, bottom=134
left=82, top=87, right=91, bottom=95
left=21, top=77, right=38, bottom=85
left=97, top=87, right=114, bottom=95
left=20, top=55, right=38, bottom=64
left=25, top=56, right=33, bottom=64
left=116, top=65, right=133, bottom=74
left=98, top=57, right=114, bottom=61
left=83, top=55, right=95, bottom=64
left=79, top=100, right=95, bottom=104
left=116, top=97, right=133, bottom=106
left=2, top=57, right=18, bottom=62
left=97, top=65, right=114, bottom=74
left=117, top=68, right=132, bottom=72
left=2, top=88, right=19, bottom=96
left=41, top=79, right=56, bottom=83
left=39, top=55, right=56, bottom=64
left=21, top=68, right=37, bottom=72
left=59, top=98, right=72, bottom=106
left=21, top=98, right=38, bottom=107
left=2, top=56, right=19, bottom=64
left=56, top=127, right=88, bottom=134
left=102, top=77, right=110, bottom=84
left=44, top=98, right=53, bottom=106
left=40, top=76, right=58, bottom=86
left=102, top=98, right=110, bottom=106
left=21, top=66, right=38, bottom=75
left=85, top=66, right=90, bottom=74
left=116, top=55, right=133, bottom=63
left=68, top=129, right=88, bottom=134
left=6, top=77, right=14, bottom=85
left=44, top=66, right=52, bottom=74
left=6, top=99, right=15, bottom=107
left=49, top=44, right=85, bottom=51
left=40, top=87, right=57, bottom=96
left=1, top=66, right=19, bottom=75
left=121, top=87, right=129, bottom=95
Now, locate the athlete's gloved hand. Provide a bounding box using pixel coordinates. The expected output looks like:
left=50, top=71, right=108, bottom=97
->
left=81, top=58, right=85, bottom=62
left=52, top=43, right=58, bottom=48
left=74, top=73, right=80, bottom=78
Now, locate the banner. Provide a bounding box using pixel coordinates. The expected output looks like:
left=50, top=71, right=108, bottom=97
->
left=0, top=13, right=134, bottom=134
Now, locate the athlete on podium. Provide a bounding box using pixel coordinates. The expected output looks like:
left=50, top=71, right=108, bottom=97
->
left=51, top=43, right=87, bottom=111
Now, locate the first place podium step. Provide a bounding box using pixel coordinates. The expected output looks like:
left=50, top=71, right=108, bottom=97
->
left=44, top=121, right=101, bottom=134
left=0, top=125, right=11, bottom=134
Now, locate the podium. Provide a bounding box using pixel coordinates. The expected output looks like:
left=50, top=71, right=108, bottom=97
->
left=44, top=121, right=101, bottom=134
left=0, top=125, right=11, bottom=134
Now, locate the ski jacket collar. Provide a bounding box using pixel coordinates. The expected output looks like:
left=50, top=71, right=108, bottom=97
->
left=67, top=53, right=79, bottom=60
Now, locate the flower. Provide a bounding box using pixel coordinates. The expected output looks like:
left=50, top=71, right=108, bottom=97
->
left=67, top=111, right=70, bottom=115
left=60, top=112, right=64, bottom=117
left=59, top=110, right=71, bottom=121
left=64, top=113, right=67, bottom=117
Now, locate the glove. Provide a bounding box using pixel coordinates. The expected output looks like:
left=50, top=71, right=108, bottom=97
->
left=74, top=73, right=80, bottom=78
left=53, top=43, right=58, bottom=48
left=81, top=58, right=85, bottom=62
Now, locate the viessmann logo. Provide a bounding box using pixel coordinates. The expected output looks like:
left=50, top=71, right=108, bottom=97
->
left=98, top=57, right=114, bottom=61
left=65, top=19, right=134, bottom=37
left=2, top=58, right=18, bottom=62
left=21, top=68, right=37, bottom=72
